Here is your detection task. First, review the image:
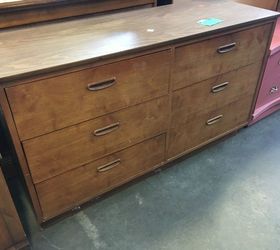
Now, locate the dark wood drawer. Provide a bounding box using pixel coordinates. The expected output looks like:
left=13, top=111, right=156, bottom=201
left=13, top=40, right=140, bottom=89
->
left=36, top=135, right=166, bottom=220
left=173, top=24, right=271, bottom=90
left=23, top=96, right=169, bottom=184
left=168, top=96, right=253, bottom=159
left=172, top=63, right=261, bottom=118
left=6, top=50, right=171, bottom=140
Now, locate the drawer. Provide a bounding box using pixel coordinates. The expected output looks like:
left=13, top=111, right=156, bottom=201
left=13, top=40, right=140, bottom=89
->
left=172, top=63, right=261, bottom=118
left=23, top=96, right=168, bottom=184
left=255, top=52, right=280, bottom=109
left=36, top=135, right=166, bottom=220
left=173, top=24, right=272, bottom=90
left=168, top=96, right=253, bottom=159
left=6, top=50, right=171, bottom=140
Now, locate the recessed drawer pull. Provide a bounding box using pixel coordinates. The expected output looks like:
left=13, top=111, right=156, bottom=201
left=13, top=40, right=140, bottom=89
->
left=97, top=159, right=121, bottom=173
left=206, top=115, right=223, bottom=125
left=211, top=82, right=229, bottom=93
left=87, top=77, right=117, bottom=91
left=270, top=86, right=279, bottom=95
left=217, top=42, right=236, bottom=54
left=93, top=122, right=120, bottom=136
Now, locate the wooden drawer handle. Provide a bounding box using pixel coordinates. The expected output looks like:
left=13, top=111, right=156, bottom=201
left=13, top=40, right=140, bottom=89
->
left=87, top=77, right=116, bottom=91
left=93, top=122, right=120, bottom=136
left=212, top=82, right=229, bottom=93
left=97, top=159, right=121, bottom=173
left=206, top=115, right=223, bottom=125
left=217, top=42, right=236, bottom=54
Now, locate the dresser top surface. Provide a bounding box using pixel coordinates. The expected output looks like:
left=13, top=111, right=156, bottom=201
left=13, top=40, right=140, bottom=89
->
left=0, top=0, right=278, bottom=82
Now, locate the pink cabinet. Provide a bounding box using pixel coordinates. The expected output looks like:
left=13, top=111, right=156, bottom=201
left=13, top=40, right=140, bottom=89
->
left=251, top=19, right=280, bottom=124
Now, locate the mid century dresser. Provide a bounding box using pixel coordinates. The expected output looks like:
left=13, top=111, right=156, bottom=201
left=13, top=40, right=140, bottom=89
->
left=0, top=0, right=278, bottom=223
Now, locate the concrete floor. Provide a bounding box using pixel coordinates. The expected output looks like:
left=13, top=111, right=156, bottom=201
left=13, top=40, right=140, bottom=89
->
left=18, top=111, right=280, bottom=250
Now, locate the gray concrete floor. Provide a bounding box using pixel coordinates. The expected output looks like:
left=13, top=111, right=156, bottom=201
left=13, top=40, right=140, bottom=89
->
left=19, top=111, right=280, bottom=250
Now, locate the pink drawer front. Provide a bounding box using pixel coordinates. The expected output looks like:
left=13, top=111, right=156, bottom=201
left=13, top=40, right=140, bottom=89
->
left=251, top=51, right=280, bottom=124
left=255, top=52, right=280, bottom=110
left=251, top=18, right=280, bottom=125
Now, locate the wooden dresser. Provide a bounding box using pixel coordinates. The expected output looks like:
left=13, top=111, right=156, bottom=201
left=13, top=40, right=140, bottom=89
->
left=0, top=0, right=278, bottom=223
left=0, top=166, right=28, bottom=250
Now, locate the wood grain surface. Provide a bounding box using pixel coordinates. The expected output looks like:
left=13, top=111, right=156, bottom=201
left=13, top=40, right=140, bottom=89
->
left=168, top=95, right=255, bottom=159
left=0, top=0, right=277, bottom=223
left=171, top=63, right=262, bottom=118
left=173, top=24, right=271, bottom=89
left=0, top=0, right=153, bottom=10
left=0, top=0, right=155, bottom=29
left=36, top=135, right=166, bottom=219
left=0, top=0, right=74, bottom=10
left=0, top=0, right=278, bottom=82
left=6, top=50, right=170, bottom=140
left=23, top=97, right=169, bottom=184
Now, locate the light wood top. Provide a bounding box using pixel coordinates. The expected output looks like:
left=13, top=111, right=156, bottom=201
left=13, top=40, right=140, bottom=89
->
left=0, top=0, right=278, bottom=82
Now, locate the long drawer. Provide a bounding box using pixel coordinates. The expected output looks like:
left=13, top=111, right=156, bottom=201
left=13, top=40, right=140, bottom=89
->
left=6, top=50, right=171, bottom=140
left=173, top=24, right=271, bottom=90
left=36, top=135, right=166, bottom=220
left=23, top=96, right=169, bottom=184
left=168, top=96, right=254, bottom=159
left=172, top=63, right=261, bottom=118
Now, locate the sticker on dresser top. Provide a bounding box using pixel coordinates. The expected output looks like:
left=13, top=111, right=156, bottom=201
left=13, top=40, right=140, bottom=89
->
left=197, top=18, right=224, bottom=27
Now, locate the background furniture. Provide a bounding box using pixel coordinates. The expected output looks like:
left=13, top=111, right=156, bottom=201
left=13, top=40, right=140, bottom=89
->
left=251, top=20, right=280, bottom=124
left=236, top=0, right=279, bottom=10
left=0, top=165, right=28, bottom=250
left=0, top=0, right=156, bottom=29
left=0, top=0, right=278, bottom=223
left=235, top=0, right=280, bottom=123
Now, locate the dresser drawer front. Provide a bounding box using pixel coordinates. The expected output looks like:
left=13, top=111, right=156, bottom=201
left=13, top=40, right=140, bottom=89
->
left=23, top=97, right=168, bottom=183
left=36, top=135, right=166, bottom=220
left=173, top=24, right=271, bottom=90
left=168, top=96, right=253, bottom=159
left=172, top=64, right=261, bottom=118
left=6, top=50, right=171, bottom=140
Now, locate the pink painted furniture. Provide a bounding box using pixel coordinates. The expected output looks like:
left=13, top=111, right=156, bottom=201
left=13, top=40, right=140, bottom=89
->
left=251, top=19, right=280, bottom=124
